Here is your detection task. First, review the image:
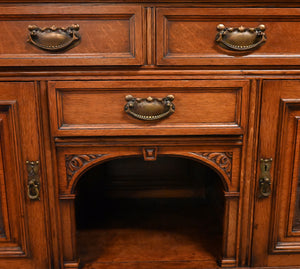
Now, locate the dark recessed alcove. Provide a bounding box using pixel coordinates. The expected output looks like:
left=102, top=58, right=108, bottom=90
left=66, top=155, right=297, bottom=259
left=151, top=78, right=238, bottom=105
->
left=75, top=156, right=225, bottom=269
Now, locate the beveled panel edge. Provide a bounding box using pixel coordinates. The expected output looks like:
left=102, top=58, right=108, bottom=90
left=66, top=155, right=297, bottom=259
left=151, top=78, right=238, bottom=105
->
left=269, top=100, right=300, bottom=253
left=0, top=101, right=27, bottom=257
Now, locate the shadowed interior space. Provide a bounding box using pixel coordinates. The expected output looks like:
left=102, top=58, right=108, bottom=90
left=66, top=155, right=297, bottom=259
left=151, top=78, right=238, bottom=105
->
left=75, top=156, right=225, bottom=269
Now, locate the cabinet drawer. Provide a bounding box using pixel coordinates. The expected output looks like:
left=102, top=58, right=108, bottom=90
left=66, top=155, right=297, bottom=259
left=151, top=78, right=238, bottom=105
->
left=0, top=5, right=143, bottom=66
left=157, top=8, right=300, bottom=66
left=48, top=80, right=249, bottom=136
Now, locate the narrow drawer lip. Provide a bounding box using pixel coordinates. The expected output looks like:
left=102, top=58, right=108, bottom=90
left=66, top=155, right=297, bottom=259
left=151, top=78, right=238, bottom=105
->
left=49, top=79, right=249, bottom=88
left=48, top=79, right=250, bottom=137
left=156, top=7, right=300, bottom=66
left=54, top=125, right=244, bottom=137
left=0, top=4, right=144, bottom=67
left=0, top=54, right=142, bottom=67
left=0, top=4, right=142, bottom=16
left=156, top=7, right=300, bottom=16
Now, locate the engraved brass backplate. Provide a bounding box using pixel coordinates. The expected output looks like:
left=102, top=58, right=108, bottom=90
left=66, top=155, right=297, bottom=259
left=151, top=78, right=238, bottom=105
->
left=26, top=161, right=40, bottom=200
left=124, top=95, right=175, bottom=121
left=216, top=24, right=266, bottom=51
left=28, top=24, right=80, bottom=51
left=259, top=158, right=272, bottom=198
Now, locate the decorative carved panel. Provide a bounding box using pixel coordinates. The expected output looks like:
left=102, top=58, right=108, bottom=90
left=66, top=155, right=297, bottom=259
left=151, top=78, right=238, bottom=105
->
left=65, top=154, right=105, bottom=186
left=192, top=152, right=233, bottom=180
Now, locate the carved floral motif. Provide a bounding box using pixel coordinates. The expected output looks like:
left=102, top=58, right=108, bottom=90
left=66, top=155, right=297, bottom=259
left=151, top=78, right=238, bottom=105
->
left=192, top=152, right=233, bottom=179
left=65, top=154, right=105, bottom=186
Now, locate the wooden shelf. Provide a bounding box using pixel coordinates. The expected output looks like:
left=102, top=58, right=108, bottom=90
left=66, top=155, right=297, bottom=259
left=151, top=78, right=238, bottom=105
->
left=76, top=198, right=223, bottom=269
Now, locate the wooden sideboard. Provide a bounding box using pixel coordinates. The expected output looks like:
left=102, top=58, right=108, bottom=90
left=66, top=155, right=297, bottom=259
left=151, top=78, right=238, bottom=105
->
left=0, top=1, right=300, bottom=268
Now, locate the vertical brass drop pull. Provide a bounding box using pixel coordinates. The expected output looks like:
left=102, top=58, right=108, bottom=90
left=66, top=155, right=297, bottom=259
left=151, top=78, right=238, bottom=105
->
left=26, top=161, right=40, bottom=200
left=259, top=158, right=272, bottom=198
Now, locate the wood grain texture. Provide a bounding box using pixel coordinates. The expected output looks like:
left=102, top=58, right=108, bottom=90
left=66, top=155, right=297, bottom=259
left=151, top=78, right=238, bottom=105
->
left=76, top=200, right=222, bottom=269
left=48, top=80, right=249, bottom=136
left=157, top=8, right=300, bottom=66
left=0, top=5, right=144, bottom=66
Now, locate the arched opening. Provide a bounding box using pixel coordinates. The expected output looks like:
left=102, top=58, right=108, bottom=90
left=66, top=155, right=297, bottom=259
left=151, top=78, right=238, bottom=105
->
left=74, top=156, right=226, bottom=268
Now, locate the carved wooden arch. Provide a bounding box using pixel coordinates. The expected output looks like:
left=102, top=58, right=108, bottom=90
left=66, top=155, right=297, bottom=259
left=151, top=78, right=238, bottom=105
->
left=65, top=151, right=232, bottom=195
left=65, top=153, right=139, bottom=194
left=174, top=152, right=232, bottom=191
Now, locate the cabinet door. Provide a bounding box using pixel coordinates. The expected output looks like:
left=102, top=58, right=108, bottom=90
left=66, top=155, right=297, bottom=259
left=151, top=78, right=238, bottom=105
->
left=0, top=82, right=49, bottom=269
left=253, top=80, right=300, bottom=267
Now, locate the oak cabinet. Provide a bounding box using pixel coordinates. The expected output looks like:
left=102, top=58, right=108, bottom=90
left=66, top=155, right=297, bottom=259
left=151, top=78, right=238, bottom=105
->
left=0, top=1, right=300, bottom=269
left=0, top=82, right=49, bottom=269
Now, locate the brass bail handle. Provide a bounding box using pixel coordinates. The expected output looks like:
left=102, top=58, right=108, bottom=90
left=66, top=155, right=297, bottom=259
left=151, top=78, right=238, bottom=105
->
left=26, top=161, right=40, bottom=200
left=27, top=24, right=80, bottom=51
left=258, top=158, right=272, bottom=198
left=215, top=24, right=266, bottom=51
left=124, top=95, right=175, bottom=121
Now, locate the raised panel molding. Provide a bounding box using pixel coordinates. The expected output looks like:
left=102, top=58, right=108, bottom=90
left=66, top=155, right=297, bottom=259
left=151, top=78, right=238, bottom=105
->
left=48, top=80, right=248, bottom=137
left=0, top=5, right=144, bottom=66
left=156, top=8, right=300, bottom=66
left=271, top=100, right=300, bottom=253
left=0, top=101, right=27, bottom=257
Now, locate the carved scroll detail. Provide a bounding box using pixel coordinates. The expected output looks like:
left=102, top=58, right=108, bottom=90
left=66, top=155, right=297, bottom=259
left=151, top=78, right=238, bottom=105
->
left=65, top=154, right=105, bottom=186
left=192, top=152, right=233, bottom=179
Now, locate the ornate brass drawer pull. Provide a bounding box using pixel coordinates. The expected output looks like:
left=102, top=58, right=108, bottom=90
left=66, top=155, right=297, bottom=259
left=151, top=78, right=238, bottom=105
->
left=124, top=95, right=175, bottom=121
left=215, top=24, right=266, bottom=51
left=26, top=161, right=40, bottom=200
left=28, top=24, right=80, bottom=51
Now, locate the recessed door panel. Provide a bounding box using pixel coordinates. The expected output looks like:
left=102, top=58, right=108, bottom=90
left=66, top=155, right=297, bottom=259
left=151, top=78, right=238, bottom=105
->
left=253, top=80, right=300, bottom=267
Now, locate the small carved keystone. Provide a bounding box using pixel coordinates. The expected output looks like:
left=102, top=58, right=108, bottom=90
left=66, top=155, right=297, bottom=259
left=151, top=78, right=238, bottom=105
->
left=142, top=147, right=158, bottom=161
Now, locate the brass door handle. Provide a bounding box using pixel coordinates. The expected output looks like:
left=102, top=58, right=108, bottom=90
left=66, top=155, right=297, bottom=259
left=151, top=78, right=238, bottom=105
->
left=258, top=158, right=272, bottom=198
left=124, top=95, right=175, bottom=121
left=28, top=24, right=80, bottom=51
left=26, top=161, right=40, bottom=200
left=215, top=24, right=266, bottom=51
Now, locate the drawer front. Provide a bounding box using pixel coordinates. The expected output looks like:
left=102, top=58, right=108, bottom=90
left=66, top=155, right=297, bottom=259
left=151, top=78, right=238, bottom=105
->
left=0, top=5, right=143, bottom=66
left=48, top=80, right=249, bottom=136
left=157, top=8, right=300, bottom=66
